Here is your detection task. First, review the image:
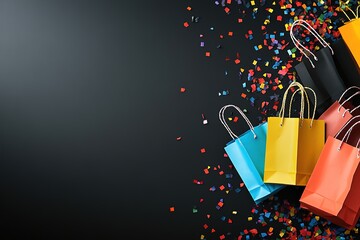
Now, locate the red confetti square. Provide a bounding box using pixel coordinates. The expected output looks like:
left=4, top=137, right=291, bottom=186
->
left=169, top=207, right=175, bottom=212
left=205, top=52, right=211, bottom=57
left=183, top=22, right=189, bottom=28
left=180, top=87, right=186, bottom=93
left=200, top=148, right=206, bottom=153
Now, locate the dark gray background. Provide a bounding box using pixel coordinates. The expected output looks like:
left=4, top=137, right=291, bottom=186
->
left=0, top=0, right=308, bottom=239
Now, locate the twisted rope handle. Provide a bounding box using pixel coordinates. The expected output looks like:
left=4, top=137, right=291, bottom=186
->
left=338, top=86, right=360, bottom=103
left=289, top=88, right=310, bottom=121
left=339, top=1, right=359, bottom=21
left=278, top=82, right=307, bottom=126
left=219, top=105, right=257, bottom=140
left=337, top=120, right=360, bottom=158
left=338, top=91, right=360, bottom=112
left=290, top=19, right=334, bottom=68
left=335, top=115, right=360, bottom=139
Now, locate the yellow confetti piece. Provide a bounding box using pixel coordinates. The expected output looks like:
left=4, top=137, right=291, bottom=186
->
left=285, top=23, right=289, bottom=30
left=228, top=117, right=233, bottom=121
left=260, top=83, right=265, bottom=89
left=315, top=46, right=320, bottom=51
left=315, top=216, right=320, bottom=221
left=240, top=68, right=245, bottom=72
left=264, top=19, right=271, bottom=25
left=292, top=53, right=296, bottom=58
left=258, top=45, right=263, bottom=50
left=279, top=232, right=285, bottom=237
left=278, top=84, right=283, bottom=89
left=248, top=217, right=253, bottom=221
left=263, top=73, right=267, bottom=77
left=250, top=0, right=255, bottom=5
left=253, top=60, right=258, bottom=65
left=272, top=1, right=276, bottom=5
left=232, top=211, right=238, bottom=215
left=265, top=61, right=269, bottom=67
left=345, top=230, right=351, bottom=235
left=268, top=8, right=273, bottom=13
left=280, top=5, right=286, bottom=9
left=200, top=235, right=205, bottom=240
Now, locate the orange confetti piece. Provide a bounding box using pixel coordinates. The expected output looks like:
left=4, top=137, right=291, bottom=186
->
left=234, top=59, right=240, bottom=64
left=169, top=207, right=175, bottom=212
left=186, top=6, right=192, bottom=11
left=228, top=31, right=233, bottom=36
left=205, top=51, right=211, bottom=57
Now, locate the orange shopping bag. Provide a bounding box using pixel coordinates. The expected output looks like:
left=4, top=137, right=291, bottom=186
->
left=338, top=3, right=360, bottom=68
left=300, top=117, right=360, bottom=229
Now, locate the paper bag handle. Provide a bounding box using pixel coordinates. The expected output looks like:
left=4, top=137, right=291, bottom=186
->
left=338, top=91, right=360, bottom=112
left=338, top=86, right=360, bottom=102
left=337, top=120, right=360, bottom=158
left=279, top=82, right=317, bottom=127
left=335, top=115, right=360, bottom=140
left=339, top=1, right=359, bottom=21
left=290, top=19, right=334, bottom=68
left=219, top=105, right=257, bottom=140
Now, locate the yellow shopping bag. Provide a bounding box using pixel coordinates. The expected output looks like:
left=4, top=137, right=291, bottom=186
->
left=264, top=82, right=325, bottom=186
left=338, top=3, right=360, bottom=68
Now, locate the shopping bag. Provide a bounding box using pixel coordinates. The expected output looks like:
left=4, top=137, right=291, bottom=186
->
left=291, top=20, right=347, bottom=115
left=331, top=38, right=360, bottom=88
left=339, top=4, right=360, bottom=69
left=219, top=105, right=284, bottom=204
left=319, top=86, right=360, bottom=138
left=264, top=82, right=325, bottom=185
left=300, top=119, right=360, bottom=229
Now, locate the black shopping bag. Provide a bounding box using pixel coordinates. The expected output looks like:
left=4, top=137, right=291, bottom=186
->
left=291, top=19, right=347, bottom=115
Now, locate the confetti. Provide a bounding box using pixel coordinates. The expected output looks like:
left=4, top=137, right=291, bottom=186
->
left=180, top=0, right=360, bottom=239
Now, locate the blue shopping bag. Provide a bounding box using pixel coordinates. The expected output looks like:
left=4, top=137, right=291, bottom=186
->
left=219, top=105, right=285, bottom=204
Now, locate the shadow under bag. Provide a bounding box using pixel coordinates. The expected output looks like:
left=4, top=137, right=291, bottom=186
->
left=219, top=105, right=284, bottom=204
